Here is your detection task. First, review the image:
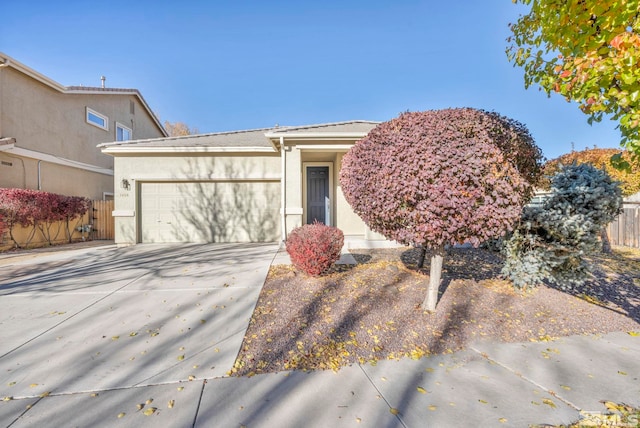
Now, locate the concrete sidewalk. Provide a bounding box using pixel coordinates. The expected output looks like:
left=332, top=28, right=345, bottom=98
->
left=1, top=242, right=639, bottom=427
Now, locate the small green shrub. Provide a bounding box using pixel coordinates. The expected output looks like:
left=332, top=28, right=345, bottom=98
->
left=286, top=222, right=344, bottom=276
left=502, top=163, right=622, bottom=289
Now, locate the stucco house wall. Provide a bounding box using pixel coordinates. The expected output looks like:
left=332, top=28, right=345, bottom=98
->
left=0, top=52, right=166, bottom=200
left=112, top=153, right=281, bottom=244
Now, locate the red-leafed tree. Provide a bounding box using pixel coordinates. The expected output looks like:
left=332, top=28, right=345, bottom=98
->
left=0, top=188, right=41, bottom=247
left=35, top=191, right=65, bottom=245
left=0, top=188, right=90, bottom=248
left=339, top=108, right=543, bottom=310
left=60, top=195, right=90, bottom=243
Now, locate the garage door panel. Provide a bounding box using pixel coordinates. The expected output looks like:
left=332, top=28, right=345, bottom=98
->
left=140, top=182, right=280, bottom=243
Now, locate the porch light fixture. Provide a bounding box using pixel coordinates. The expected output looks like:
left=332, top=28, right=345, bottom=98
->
left=121, top=179, right=131, bottom=190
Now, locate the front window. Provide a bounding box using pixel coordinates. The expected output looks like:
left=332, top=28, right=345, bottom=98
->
left=116, top=123, right=132, bottom=141
left=86, top=107, right=108, bottom=130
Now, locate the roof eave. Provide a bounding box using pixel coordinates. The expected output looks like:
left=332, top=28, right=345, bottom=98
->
left=265, top=132, right=369, bottom=145
left=101, top=146, right=277, bottom=155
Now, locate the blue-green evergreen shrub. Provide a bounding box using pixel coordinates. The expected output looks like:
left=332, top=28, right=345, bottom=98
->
left=502, top=163, right=622, bottom=289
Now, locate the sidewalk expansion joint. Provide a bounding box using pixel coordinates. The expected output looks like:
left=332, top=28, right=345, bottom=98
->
left=357, top=363, right=409, bottom=428
left=191, top=379, right=207, bottom=428
left=470, top=346, right=582, bottom=412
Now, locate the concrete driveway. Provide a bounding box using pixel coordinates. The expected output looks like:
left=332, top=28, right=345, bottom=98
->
left=0, top=242, right=279, bottom=426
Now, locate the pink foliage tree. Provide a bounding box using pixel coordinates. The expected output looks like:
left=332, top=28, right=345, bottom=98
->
left=0, top=188, right=90, bottom=248
left=339, top=108, right=543, bottom=310
left=60, top=195, right=90, bottom=243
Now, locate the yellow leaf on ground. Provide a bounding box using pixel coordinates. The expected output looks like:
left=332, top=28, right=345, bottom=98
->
left=417, top=387, right=427, bottom=394
left=143, top=407, right=157, bottom=416
left=389, top=408, right=399, bottom=415
left=117, top=412, right=126, bottom=418
left=542, top=399, right=556, bottom=408
left=428, top=405, right=437, bottom=411
left=168, top=400, right=175, bottom=409
left=618, top=371, right=628, bottom=376
left=177, top=355, right=185, bottom=361
left=603, top=401, right=619, bottom=411
left=499, top=418, right=507, bottom=423
left=627, top=331, right=640, bottom=337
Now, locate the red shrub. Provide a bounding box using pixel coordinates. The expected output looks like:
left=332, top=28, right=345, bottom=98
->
left=286, top=222, right=344, bottom=276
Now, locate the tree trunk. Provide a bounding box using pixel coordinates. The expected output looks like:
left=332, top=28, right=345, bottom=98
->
left=600, top=226, right=612, bottom=254
left=417, top=246, right=427, bottom=269
left=422, top=245, right=445, bottom=312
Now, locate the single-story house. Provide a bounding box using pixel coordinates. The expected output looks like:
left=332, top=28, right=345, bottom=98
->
left=99, top=120, right=392, bottom=246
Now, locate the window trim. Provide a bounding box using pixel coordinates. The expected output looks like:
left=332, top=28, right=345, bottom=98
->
left=86, top=107, right=109, bottom=131
left=115, top=122, right=132, bottom=141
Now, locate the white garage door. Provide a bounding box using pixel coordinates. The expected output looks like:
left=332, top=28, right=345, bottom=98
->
left=139, top=181, right=280, bottom=243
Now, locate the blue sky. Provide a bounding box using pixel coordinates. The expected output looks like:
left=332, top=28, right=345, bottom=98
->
left=0, top=0, right=624, bottom=160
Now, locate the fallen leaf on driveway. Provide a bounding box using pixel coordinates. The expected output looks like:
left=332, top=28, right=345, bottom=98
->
left=143, top=407, right=157, bottom=416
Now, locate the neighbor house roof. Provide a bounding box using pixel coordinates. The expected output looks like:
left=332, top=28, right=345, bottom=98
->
left=100, top=120, right=381, bottom=154
left=0, top=52, right=168, bottom=137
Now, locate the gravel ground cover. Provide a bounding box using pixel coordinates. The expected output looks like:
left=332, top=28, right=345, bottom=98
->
left=232, top=246, right=640, bottom=376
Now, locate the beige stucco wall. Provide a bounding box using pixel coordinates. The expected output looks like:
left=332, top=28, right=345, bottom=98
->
left=0, top=66, right=164, bottom=199
left=334, top=152, right=368, bottom=235
left=284, top=144, right=368, bottom=237
left=283, top=145, right=303, bottom=235
left=112, top=153, right=282, bottom=245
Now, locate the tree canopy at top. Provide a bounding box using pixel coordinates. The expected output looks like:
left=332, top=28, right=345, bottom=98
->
left=542, top=148, right=640, bottom=196
left=339, top=108, right=544, bottom=250
left=507, top=0, right=640, bottom=161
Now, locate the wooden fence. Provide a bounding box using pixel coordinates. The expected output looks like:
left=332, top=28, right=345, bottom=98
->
left=91, top=200, right=114, bottom=240
left=607, top=202, right=640, bottom=248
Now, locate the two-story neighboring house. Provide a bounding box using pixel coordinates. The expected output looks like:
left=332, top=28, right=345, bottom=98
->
left=0, top=52, right=167, bottom=200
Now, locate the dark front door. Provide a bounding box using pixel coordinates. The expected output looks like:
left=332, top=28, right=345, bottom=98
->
left=306, top=166, right=329, bottom=224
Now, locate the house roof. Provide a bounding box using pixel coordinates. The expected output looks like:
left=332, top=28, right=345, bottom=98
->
left=268, top=120, right=380, bottom=134
left=99, top=120, right=381, bottom=154
left=99, top=127, right=278, bottom=153
left=0, top=52, right=168, bottom=137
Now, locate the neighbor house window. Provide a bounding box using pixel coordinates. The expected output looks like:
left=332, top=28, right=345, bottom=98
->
left=86, top=107, right=108, bottom=130
left=116, top=123, right=132, bottom=141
